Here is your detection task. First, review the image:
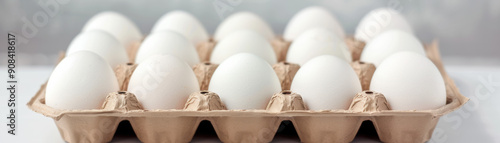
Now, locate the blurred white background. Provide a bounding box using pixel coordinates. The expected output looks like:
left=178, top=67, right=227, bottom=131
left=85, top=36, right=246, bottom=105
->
left=0, top=0, right=499, bottom=66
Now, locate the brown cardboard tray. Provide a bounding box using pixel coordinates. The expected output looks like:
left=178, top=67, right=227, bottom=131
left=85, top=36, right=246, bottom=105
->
left=27, top=37, right=468, bottom=143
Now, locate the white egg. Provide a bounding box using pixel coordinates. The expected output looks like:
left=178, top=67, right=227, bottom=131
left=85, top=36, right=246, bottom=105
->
left=355, top=8, right=413, bottom=43
left=151, top=11, right=209, bottom=45
left=209, top=53, right=281, bottom=109
left=291, top=55, right=361, bottom=110
left=360, top=30, right=425, bottom=67
left=135, top=31, right=200, bottom=66
left=128, top=55, right=200, bottom=109
left=286, top=28, right=351, bottom=66
left=46, top=51, right=119, bottom=110
left=283, top=6, right=345, bottom=41
left=214, top=12, right=275, bottom=41
left=83, top=11, right=143, bottom=49
left=370, top=52, right=446, bottom=110
left=66, top=30, right=129, bottom=68
left=210, top=30, right=277, bottom=65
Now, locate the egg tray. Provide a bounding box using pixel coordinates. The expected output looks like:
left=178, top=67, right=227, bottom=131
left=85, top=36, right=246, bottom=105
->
left=28, top=37, right=468, bottom=143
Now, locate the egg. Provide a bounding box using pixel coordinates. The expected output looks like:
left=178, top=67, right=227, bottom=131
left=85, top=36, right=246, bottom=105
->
left=355, top=8, right=413, bottom=43
left=151, top=11, right=209, bottom=45
left=66, top=30, right=129, bottom=68
left=291, top=55, right=362, bottom=110
left=360, top=30, right=425, bottom=67
left=370, top=52, right=446, bottom=110
left=214, top=12, right=275, bottom=41
left=135, top=31, right=200, bottom=66
left=209, top=53, right=281, bottom=109
left=46, top=51, right=119, bottom=109
left=210, top=30, right=277, bottom=65
left=128, top=55, right=200, bottom=109
left=283, top=6, right=345, bottom=41
left=82, top=11, right=143, bottom=49
left=286, top=28, right=351, bottom=66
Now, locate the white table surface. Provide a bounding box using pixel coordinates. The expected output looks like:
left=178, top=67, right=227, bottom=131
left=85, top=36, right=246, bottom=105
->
left=1, top=65, right=499, bottom=143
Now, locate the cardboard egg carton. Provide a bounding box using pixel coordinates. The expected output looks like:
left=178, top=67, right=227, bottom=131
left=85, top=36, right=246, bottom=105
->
left=28, top=37, right=468, bottom=143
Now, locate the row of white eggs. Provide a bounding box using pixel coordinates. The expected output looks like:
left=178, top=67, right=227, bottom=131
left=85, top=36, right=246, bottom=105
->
left=45, top=6, right=445, bottom=111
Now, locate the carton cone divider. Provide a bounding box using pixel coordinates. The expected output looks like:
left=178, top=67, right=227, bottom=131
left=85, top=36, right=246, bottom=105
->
left=349, top=91, right=390, bottom=112
left=271, top=37, right=291, bottom=62
left=102, top=91, right=144, bottom=111
left=350, top=61, right=376, bottom=91
left=193, top=62, right=219, bottom=90
left=273, top=62, right=300, bottom=90
left=267, top=90, right=307, bottom=112
left=114, top=63, right=138, bottom=91
left=184, top=91, right=227, bottom=111
left=345, top=37, right=366, bottom=61
left=196, top=38, right=217, bottom=62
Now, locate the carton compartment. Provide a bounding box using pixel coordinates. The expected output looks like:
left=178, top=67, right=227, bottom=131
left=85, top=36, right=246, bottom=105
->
left=374, top=115, right=439, bottom=143
left=211, top=116, right=282, bottom=143
left=54, top=116, right=121, bottom=143
left=27, top=38, right=468, bottom=143
left=129, top=116, right=199, bottom=143
left=293, top=116, right=362, bottom=143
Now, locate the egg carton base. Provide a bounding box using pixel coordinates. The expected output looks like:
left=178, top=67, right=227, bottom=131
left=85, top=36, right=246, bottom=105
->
left=27, top=38, right=468, bottom=143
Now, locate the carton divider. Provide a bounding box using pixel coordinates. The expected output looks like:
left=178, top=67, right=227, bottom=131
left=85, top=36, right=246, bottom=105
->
left=127, top=41, right=141, bottom=62
left=345, top=36, right=366, bottom=61
left=272, top=62, right=300, bottom=90
left=350, top=61, right=376, bottom=91
left=271, top=36, right=292, bottom=62
left=193, top=62, right=219, bottom=90
left=196, top=38, right=217, bottom=62
left=114, top=63, right=138, bottom=91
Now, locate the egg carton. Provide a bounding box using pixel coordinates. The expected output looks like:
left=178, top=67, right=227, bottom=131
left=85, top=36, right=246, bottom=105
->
left=28, top=37, right=468, bottom=143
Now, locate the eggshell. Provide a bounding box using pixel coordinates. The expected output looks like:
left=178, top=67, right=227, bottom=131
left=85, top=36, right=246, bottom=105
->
left=210, top=30, right=277, bottom=65
left=355, top=8, right=413, bottom=42
left=360, top=30, right=425, bottom=67
left=214, top=12, right=275, bottom=41
left=286, top=28, right=351, bottom=66
left=66, top=30, right=129, bottom=68
left=370, top=52, right=446, bottom=110
left=291, top=55, right=362, bottom=110
left=128, top=55, right=200, bottom=109
left=82, top=11, right=143, bottom=49
left=151, top=11, right=209, bottom=45
left=283, top=6, right=345, bottom=41
left=135, top=31, right=200, bottom=66
left=46, top=51, right=119, bottom=110
left=209, top=53, right=282, bottom=109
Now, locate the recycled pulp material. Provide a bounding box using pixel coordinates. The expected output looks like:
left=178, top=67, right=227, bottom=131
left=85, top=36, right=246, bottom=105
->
left=345, top=36, right=366, bottom=61
left=196, top=38, right=217, bottom=62
left=114, top=63, right=137, bottom=91
left=271, top=37, right=292, bottom=62
left=350, top=61, right=376, bottom=91
left=28, top=37, right=468, bottom=143
left=126, top=40, right=142, bottom=62
left=192, top=62, right=219, bottom=90
left=272, top=62, right=301, bottom=90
